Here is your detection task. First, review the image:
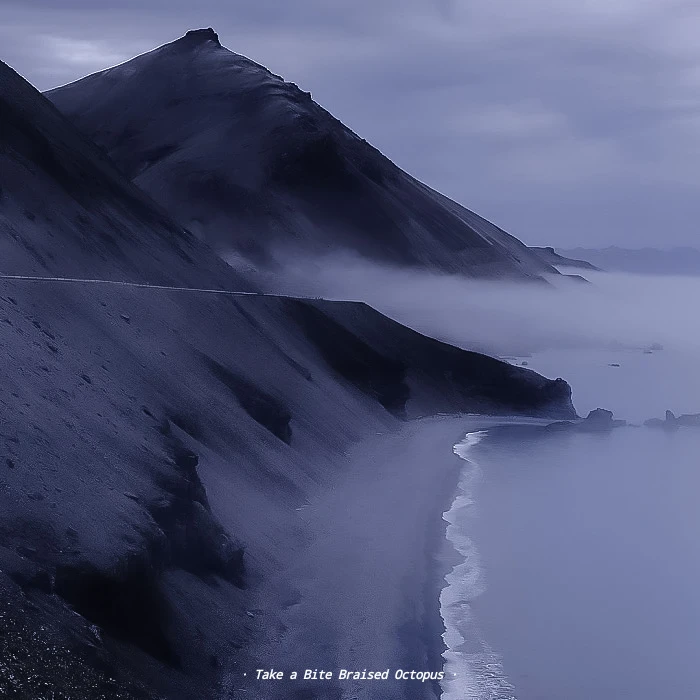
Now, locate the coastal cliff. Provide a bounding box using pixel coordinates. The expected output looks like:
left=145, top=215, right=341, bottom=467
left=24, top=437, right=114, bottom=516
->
left=1, top=53, right=574, bottom=698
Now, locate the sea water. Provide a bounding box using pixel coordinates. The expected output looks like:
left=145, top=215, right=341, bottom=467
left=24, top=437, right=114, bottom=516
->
left=441, top=347, right=700, bottom=699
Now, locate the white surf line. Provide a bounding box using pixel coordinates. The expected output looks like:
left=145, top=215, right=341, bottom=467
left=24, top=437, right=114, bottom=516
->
left=0, top=274, right=306, bottom=299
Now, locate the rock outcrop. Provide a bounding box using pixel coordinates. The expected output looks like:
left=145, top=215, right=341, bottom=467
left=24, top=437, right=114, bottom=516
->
left=545, top=408, right=627, bottom=433
left=644, top=410, right=700, bottom=429
left=529, top=246, right=600, bottom=271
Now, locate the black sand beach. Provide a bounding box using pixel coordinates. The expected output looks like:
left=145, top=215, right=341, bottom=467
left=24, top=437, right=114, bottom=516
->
left=231, top=416, right=473, bottom=700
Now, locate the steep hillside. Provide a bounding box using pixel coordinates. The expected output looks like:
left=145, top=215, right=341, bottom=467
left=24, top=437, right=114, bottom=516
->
left=0, top=282, right=574, bottom=697
left=0, top=57, right=247, bottom=288
left=47, top=29, right=557, bottom=281
left=1, top=56, right=574, bottom=698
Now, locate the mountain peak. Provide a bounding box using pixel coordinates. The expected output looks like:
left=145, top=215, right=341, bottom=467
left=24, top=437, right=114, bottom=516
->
left=46, top=33, right=559, bottom=281
left=180, top=28, right=220, bottom=47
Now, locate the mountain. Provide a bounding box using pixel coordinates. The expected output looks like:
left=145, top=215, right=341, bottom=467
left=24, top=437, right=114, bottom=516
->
left=529, top=246, right=600, bottom=271
left=46, top=29, right=557, bottom=281
left=559, top=246, right=700, bottom=275
left=1, top=55, right=575, bottom=698
left=0, top=57, right=250, bottom=289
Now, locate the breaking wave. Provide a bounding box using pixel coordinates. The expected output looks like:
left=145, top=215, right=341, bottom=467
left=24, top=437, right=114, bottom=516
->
left=440, top=431, right=517, bottom=700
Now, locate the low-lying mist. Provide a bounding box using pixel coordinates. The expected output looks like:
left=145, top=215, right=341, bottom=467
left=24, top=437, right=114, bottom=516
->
left=244, top=252, right=699, bottom=358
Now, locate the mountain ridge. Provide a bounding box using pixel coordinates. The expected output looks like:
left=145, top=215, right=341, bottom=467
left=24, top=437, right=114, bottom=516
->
left=46, top=29, right=559, bottom=281
left=0, top=56, right=250, bottom=289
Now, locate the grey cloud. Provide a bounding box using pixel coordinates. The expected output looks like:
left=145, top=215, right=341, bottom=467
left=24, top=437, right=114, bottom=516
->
left=4, top=0, right=700, bottom=246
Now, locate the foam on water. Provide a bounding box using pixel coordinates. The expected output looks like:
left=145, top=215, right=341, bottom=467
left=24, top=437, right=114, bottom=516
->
left=440, top=431, right=517, bottom=700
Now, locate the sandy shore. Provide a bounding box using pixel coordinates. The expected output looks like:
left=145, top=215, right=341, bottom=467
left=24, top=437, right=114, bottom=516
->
left=224, top=414, right=557, bottom=700
left=232, top=415, right=481, bottom=700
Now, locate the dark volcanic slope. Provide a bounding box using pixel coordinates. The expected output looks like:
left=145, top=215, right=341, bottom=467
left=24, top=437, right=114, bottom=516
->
left=1, top=57, right=574, bottom=698
left=0, top=281, right=572, bottom=699
left=47, top=29, right=557, bottom=280
left=0, top=57, right=247, bottom=288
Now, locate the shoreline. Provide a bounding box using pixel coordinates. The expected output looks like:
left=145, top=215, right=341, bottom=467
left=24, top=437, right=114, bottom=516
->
left=236, top=414, right=552, bottom=699
left=431, top=416, right=555, bottom=700
left=239, top=415, right=475, bottom=700
left=421, top=433, right=473, bottom=700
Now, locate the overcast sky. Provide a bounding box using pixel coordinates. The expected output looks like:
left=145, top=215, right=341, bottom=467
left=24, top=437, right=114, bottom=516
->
left=3, top=0, right=700, bottom=248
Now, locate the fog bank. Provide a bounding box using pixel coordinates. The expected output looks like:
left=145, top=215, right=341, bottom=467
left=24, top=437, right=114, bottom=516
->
left=246, top=254, right=699, bottom=356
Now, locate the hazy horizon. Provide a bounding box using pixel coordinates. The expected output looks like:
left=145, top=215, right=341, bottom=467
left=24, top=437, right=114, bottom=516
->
left=5, top=1, right=700, bottom=249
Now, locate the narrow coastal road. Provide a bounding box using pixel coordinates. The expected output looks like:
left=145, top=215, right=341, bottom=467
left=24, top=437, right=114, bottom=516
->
left=0, top=273, right=271, bottom=297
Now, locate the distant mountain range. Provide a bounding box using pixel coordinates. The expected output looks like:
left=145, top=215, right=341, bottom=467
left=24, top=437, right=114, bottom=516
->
left=46, top=28, right=558, bottom=281
left=528, top=246, right=600, bottom=271
left=558, top=246, right=700, bottom=275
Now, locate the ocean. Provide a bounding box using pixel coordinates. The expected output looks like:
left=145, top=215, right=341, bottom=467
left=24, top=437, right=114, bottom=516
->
left=440, top=346, right=700, bottom=699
